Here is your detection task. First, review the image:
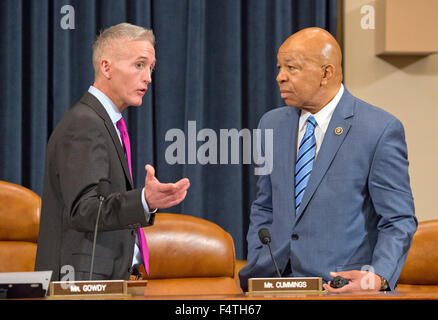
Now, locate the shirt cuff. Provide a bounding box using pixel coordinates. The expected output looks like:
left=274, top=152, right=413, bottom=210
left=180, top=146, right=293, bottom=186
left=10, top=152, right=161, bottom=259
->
left=141, top=187, right=157, bottom=222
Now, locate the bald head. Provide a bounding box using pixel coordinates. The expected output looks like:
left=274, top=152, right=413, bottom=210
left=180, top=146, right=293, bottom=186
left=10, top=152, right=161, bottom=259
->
left=280, top=27, right=342, bottom=81
left=277, top=27, right=343, bottom=113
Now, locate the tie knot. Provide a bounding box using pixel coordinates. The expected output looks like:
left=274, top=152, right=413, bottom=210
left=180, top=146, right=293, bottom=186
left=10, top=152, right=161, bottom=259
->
left=307, top=116, right=317, bottom=128
left=116, top=118, right=128, bottom=134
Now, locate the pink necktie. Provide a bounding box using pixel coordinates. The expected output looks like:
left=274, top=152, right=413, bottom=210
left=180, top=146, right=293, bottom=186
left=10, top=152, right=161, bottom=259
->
left=116, top=118, right=149, bottom=275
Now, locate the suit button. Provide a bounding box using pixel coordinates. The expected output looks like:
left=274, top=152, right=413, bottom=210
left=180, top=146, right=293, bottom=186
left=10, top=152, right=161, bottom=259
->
left=291, top=234, right=299, bottom=240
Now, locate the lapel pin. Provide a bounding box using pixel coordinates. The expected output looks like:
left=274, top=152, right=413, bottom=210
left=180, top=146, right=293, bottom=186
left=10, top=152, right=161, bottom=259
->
left=335, top=127, right=343, bottom=135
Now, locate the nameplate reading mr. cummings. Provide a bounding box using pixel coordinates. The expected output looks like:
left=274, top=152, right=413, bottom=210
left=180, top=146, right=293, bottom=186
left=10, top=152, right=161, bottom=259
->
left=248, top=277, right=322, bottom=294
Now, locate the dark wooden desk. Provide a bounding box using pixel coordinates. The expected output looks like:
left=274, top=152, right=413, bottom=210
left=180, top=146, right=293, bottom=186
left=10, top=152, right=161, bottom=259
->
left=141, top=290, right=438, bottom=300
left=48, top=285, right=438, bottom=300
left=137, top=283, right=438, bottom=300
left=13, top=280, right=428, bottom=301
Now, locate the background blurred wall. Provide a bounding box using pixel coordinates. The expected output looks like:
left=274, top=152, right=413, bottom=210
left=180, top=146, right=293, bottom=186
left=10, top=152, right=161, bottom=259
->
left=343, top=0, right=438, bottom=221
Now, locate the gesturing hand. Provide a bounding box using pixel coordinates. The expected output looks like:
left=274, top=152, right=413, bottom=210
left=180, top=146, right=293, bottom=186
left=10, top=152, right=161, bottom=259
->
left=143, top=164, right=190, bottom=209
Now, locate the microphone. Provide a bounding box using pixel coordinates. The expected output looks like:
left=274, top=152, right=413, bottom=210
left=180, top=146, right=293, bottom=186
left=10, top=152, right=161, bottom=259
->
left=89, top=178, right=111, bottom=280
left=258, top=228, right=281, bottom=278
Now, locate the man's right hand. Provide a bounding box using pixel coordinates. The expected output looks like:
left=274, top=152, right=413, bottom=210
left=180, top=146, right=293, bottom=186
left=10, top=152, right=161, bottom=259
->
left=143, top=164, right=190, bottom=209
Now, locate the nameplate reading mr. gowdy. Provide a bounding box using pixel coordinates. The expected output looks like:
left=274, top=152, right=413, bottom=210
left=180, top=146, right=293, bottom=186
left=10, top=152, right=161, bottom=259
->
left=50, top=280, right=127, bottom=297
left=248, top=277, right=322, bottom=294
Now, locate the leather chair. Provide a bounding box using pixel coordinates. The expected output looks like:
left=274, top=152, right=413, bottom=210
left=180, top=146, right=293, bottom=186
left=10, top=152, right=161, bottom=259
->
left=0, top=181, right=41, bottom=272
left=139, top=213, right=242, bottom=295
left=397, top=219, right=438, bottom=292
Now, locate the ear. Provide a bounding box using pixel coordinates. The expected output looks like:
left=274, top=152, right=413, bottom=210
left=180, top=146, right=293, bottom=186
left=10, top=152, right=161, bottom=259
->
left=321, top=64, right=335, bottom=86
left=99, top=58, right=112, bottom=80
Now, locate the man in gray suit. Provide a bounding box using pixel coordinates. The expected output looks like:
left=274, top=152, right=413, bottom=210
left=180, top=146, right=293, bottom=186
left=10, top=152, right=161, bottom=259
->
left=35, top=23, right=190, bottom=281
left=239, top=27, right=417, bottom=292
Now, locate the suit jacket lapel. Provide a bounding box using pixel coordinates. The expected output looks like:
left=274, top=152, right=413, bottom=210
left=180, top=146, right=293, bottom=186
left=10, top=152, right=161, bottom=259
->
left=279, top=107, right=300, bottom=219
left=80, top=92, right=134, bottom=189
left=295, top=89, right=356, bottom=222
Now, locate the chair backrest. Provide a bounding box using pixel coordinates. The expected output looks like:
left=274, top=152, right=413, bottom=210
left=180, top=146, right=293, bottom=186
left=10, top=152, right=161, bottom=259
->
left=0, top=181, right=41, bottom=272
left=398, top=219, right=438, bottom=285
left=141, top=213, right=240, bottom=295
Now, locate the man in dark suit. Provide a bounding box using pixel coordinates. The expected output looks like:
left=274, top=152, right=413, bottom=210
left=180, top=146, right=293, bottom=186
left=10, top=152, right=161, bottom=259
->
left=35, top=23, right=190, bottom=281
left=239, top=27, right=417, bottom=292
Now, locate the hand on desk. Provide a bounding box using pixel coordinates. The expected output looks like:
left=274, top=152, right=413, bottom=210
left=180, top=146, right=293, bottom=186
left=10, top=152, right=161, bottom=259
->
left=144, top=164, right=190, bottom=209
left=323, top=271, right=382, bottom=293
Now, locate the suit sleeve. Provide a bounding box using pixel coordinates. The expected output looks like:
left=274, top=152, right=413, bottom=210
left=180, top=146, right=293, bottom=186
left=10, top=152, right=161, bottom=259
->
left=246, top=116, right=274, bottom=262
left=368, top=117, right=417, bottom=290
left=239, top=116, right=275, bottom=291
left=56, top=114, right=148, bottom=232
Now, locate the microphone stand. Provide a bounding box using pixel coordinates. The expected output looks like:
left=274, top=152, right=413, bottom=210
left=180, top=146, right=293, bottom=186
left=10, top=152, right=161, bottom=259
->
left=89, top=195, right=104, bottom=281
left=266, top=242, right=281, bottom=278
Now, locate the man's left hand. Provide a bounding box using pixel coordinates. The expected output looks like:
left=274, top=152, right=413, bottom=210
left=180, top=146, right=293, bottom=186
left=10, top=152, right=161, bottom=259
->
left=323, top=271, right=382, bottom=293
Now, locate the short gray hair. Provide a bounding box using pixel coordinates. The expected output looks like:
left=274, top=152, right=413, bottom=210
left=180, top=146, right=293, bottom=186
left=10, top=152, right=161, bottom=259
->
left=92, top=23, right=155, bottom=78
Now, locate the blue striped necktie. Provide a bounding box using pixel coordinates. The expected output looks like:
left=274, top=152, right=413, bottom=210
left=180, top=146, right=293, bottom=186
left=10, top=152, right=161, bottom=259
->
left=295, top=116, right=318, bottom=214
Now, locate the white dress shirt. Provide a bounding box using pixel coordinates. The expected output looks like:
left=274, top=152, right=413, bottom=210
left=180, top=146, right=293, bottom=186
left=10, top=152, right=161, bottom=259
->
left=88, top=85, right=151, bottom=268
left=296, top=84, right=345, bottom=157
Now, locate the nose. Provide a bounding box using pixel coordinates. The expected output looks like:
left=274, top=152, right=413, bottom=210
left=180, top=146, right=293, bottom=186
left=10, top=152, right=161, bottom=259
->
left=276, top=68, right=287, bottom=84
left=143, top=69, right=152, bottom=84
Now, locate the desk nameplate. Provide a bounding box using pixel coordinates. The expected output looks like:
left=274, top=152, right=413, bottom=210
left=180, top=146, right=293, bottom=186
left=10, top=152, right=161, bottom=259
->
left=248, top=277, right=322, bottom=295
left=50, top=280, right=128, bottom=297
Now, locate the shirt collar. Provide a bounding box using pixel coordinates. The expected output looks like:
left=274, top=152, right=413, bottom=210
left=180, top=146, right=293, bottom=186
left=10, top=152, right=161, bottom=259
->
left=299, top=83, right=344, bottom=132
left=88, top=85, right=122, bottom=125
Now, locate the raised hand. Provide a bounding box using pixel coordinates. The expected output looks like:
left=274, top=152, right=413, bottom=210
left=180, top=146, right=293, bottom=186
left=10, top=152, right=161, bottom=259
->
left=143, top=164, right=190, bottom=209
